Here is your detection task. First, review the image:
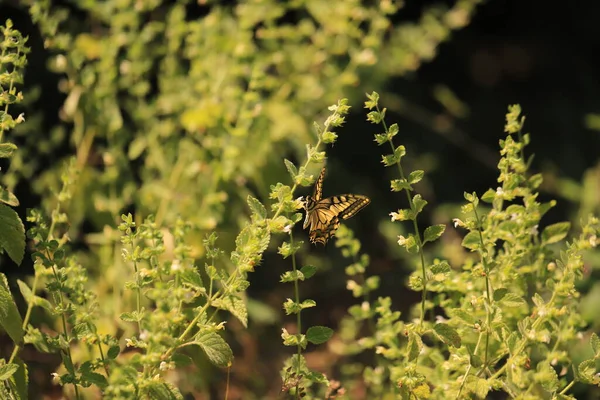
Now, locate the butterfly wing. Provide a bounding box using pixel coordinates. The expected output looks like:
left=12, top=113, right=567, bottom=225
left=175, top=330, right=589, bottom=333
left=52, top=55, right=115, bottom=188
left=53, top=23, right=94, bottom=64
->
left=306, top=194, right=371, bottom=245
left=312, top=167, right=326, bottom=202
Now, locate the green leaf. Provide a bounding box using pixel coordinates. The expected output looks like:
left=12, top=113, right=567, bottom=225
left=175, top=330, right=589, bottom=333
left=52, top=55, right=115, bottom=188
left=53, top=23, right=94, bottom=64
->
left=283, top=159, right=297, bottom=179
left=0, top=143, right=17, bottom=158
left=107, top=345, right=120, bottom=359
left=407, top=331, right=423, bottom=361
left=412, top=194, right=427, bottom=214
left=306, top=326, right=333, bottom=345
left=0, top=204, right=25, bottom=264
left=591, top=332, right=600, bottom=358
left=468, top=377, right=490, bottom=399
left=470, top=353, right=483, bottom=368
left=493, top=288, right=509, bottom=301
left=529, top=173, right=543, bottom=189
left=144, top=381, right=183, bottom=400
left=0, top=273, right=24, bottom=343
left=541, top=222, right=571, bottom=244
left=193, top=330, right=233, bottom=368
left=0, top=363, right=18, bottom=381
left=536, top=362, right=559, bottom=392
left=578, top=359, right=596, bottom=384
left=246, top=195, right=267, bottom=220
left=81, top=370, right=108, bottom=389
left=407, top=170, right=424, bottom=184
left=0, top=187, right=19, bottom=207
left=390, top=179, right=411, bottom=192
left=300, top=299, right=316, bottom=310
left=480, top=189, right=496, bottom=203
left=212, top=296, right=248, bottom=328
left=499, top=293, right=527, bottom=308
left=179, top=268, right=204, bottom=290
left=433, top=323, right=461, bottom=348
left=461, top=231, right=481, bottom=251
left=300, top=265, right=317, bottom=279
left=423, top=224, right=446, bottom=244
left=449, top=308, right=476, bottom=325
left=11, top=357, right=28, bottom=400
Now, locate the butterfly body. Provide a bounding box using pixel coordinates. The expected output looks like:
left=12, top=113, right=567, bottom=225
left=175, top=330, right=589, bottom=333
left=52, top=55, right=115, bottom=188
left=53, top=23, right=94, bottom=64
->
left=303, top=167, right=370, bottom=245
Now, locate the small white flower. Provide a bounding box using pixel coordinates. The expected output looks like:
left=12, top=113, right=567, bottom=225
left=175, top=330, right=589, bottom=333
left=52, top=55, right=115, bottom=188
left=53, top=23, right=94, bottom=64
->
left=453, top=218, right=464, bottom=228
left=590, top=235, right=598, bottom=247
left=171, top=259, right=181, bottom=272
left=159, top=361, right=172, bottom=371
left=530, top=225, right=539, bottom=236
left=283, top=224, right=293, bottom=233
left=140, top=330, right=149, bottom=341
left=389, top=211, right=399, bottom=221
left=361, top=301, right=370, bottom=312
left=397, top=235, right=406, bottom=245
left=496, top=187, right=504, bottom=195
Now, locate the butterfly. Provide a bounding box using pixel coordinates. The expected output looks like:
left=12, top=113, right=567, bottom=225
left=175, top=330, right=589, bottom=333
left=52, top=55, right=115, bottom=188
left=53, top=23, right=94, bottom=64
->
left=303, top=166, right=371, bottom=245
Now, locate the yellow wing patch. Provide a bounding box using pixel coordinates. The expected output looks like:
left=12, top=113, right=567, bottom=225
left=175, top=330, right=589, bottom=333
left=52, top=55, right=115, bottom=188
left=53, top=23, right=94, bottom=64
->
left=303, top=167, right=370, bottom=245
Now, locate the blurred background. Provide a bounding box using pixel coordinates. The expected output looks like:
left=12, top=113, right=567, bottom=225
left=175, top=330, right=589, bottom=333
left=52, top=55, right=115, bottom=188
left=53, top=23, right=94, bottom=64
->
left=1, top=0, right=599, bottom=398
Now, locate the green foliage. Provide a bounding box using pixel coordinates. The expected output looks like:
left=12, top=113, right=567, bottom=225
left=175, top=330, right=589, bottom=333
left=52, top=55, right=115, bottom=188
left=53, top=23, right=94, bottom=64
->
left=0, top=19, right=28, bottom=265
left=0, top=2, right=599, bottom=399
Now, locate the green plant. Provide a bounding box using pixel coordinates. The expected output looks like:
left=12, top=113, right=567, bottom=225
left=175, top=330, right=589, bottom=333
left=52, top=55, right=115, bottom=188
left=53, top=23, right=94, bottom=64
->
left=323, top=95, right=600, bottom=399
left=0, top=19, right=27, bottom=266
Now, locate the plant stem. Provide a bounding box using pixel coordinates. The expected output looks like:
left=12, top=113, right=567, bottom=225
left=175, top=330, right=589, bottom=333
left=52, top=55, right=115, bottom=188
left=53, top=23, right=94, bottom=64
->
left=473, top=206, right=492, bottom=369
left=378, top=105, right=427, bottom=326
left=290, top=230, right=302, bottom=400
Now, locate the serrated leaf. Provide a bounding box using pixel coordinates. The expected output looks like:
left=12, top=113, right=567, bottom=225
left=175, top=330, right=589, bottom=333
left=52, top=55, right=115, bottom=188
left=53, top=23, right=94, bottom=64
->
left=407, top=331, right=423, bottom=361
left=0, top=187, right=19, bottom=207
left=212, top=296, right=248, bottom=328
left=0, top=143, right=17, bottom=158
left=283, top=159, right=298, bottom=179
left=144, top=381, right=183, bottom=400
left=470, top=377, right=490, bottom=399
left=0, top=363, right=18, bottom=381
left=433, top=323, right=461, bottom=347
left=192, top=330, right=233, bottom=368
left=0, top=204, right=25, bottom=265
left=0, top=274, right=23, bottom=343
left=119, top=312, right=139, bottom=322
left=499, top=293, right=527, bottom=308
left=423, top=224, right=446, bottom=244
left=82, top=370, right=108, bottom=389
left=300, top=265, right=317, bottom=279
left=11, top=357, right=28, bottom=400
left=461, top=231, right=481, bottom=251
left=390, top=179, right=411, bottom=192
left=179, top=268, right=204, bottom=290
left=407, top=170, right=424, bottom=184
left=591, top=332, right=600, bottom=358
left=578, top=359, right=596, bottom=384
left=449, top=308, right=476, bottom=325
left=246, top=195, right=266, bottom=220
left=306, top=326, right=333, bottom=345
left=541, top=222, right=570, bottom=244
left=413, top=383, right=431, bottom=398
left=536, top=362, right=559, bottom=392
